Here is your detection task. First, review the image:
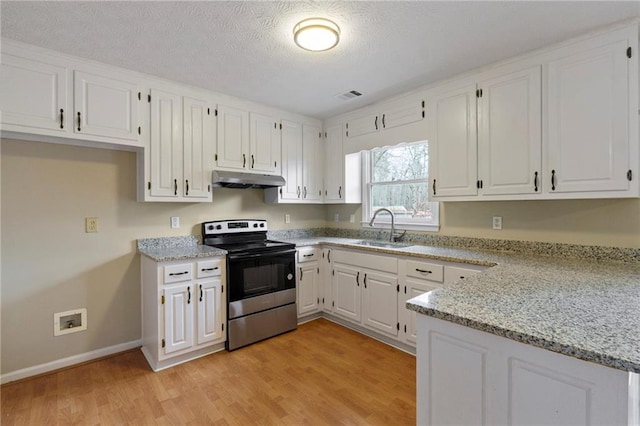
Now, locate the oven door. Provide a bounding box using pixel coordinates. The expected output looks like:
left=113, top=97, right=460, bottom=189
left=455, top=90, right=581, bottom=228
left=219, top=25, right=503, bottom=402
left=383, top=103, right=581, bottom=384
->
left=227, top=249, right=296, bottom=303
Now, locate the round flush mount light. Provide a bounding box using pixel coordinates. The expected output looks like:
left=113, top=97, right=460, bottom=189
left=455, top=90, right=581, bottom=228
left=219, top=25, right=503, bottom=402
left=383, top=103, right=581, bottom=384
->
left=293, top=18, right=340, bottom=52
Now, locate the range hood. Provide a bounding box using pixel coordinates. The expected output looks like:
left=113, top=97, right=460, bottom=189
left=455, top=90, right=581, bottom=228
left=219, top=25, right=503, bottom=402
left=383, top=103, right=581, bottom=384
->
left=211, top=170, right=286, bottom=189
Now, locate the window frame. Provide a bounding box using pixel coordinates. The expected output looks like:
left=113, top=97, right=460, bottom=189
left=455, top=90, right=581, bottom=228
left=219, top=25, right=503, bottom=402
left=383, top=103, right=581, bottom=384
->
left=361, top=141, right=440, bottom=232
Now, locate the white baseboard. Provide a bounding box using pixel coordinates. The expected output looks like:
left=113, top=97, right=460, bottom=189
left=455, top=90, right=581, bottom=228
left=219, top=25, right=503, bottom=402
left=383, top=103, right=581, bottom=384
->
left=1, top=339, right=142, bottom=384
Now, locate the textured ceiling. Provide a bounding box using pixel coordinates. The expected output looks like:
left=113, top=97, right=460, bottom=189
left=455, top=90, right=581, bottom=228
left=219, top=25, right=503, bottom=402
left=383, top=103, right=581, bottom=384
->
left=2, top=1, right=639, bottom=119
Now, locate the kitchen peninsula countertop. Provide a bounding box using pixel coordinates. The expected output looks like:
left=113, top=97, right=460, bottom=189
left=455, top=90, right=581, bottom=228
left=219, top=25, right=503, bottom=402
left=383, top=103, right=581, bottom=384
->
left=282, top=236, right=640, bottom=374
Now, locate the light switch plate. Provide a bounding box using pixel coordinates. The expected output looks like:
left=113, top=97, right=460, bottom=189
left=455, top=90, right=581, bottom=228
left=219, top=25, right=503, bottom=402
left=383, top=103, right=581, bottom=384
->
left=285, top=214, right=291, bottom=224
left=492, top=216, right=503, bottom=230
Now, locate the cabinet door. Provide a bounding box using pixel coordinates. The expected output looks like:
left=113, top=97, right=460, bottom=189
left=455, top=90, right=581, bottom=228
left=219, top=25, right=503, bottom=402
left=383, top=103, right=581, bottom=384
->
left=324, top=124, right=344, bottom=202
left=478, top=66, right=542, bottom=195
left=346, top=112, right=378, bottom=138
left=547, top=37, right=631, bottom=193
left=73, top=71, right=139, bottom=141
left=216, top=105, right=249, bottom=170
left=0, top=53, right=68, bottom=131
left=321, top=248, right=333, bottom=313
left=332, top=263, right=361, bottom=322
left=402, top=278, right=440, bottom=345
left=150, top=89, right=182, bottom=197
left=249, top=112, right=280, bottom=173
left=297, top=263, right=320, bottom=316
left=362, top=270, right=398, bottom=337
left=302, top=124, right=322, bottom=201
left=196, top=279, right=223, bottom=345
left=183, top=96, right=213, bottom=199
left=164, top=284, right=194, bottom=354
left=280, top=120, right=303, bottom=200
left=381, top=98, right=424, bottom=130
left=428, top=83, right=478, bottom=197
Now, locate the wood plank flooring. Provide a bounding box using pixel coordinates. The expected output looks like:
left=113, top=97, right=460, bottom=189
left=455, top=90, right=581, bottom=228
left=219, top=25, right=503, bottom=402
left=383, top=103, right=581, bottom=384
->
left=1, top=318, right=416, bottom=425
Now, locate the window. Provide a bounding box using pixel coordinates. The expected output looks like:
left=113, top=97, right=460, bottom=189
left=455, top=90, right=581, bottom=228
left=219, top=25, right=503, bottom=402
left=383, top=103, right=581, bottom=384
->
left=363, top=141, right=439, bottom=231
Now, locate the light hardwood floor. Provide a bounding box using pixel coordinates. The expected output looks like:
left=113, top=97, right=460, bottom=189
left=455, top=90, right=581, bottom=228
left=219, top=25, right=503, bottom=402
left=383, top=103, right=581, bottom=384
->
left=1, top=318, right=416, bottom=425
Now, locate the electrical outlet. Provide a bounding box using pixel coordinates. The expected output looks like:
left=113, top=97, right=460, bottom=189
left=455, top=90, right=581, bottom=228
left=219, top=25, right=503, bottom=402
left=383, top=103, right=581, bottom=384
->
left=85, top=217, right=98, bottom=233
left=171, top=216, right=180, bottom=229
left=334, top=213, right=339, bottom=222
left=492, top=216, right=503, bottom=230
left=350, top=214, right=355, bottom=223
left=285, top=214, right=291, bottom=224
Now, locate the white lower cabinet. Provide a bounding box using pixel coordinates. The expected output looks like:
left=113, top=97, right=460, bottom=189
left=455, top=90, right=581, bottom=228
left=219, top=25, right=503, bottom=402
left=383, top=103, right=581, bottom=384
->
left=296, top=246, right=321, bottom=317
left=141, top=256, right=226, bottom=371
left=417, top=315, right=636, bottom=425
left=330, top=250, right=399, bottom=337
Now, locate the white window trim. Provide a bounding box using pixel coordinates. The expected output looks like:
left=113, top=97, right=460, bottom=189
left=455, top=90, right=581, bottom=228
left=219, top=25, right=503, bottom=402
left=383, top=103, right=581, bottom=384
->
left=361, top=143, right=440, bottom=232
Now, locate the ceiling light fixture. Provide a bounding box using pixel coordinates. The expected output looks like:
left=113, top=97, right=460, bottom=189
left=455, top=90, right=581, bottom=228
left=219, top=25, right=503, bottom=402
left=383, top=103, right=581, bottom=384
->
left=293, top=18, right=340, bottom=52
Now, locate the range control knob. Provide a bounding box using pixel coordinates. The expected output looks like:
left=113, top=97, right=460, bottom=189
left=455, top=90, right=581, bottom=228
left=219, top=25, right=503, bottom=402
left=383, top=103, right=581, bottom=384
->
left=216, top=225, right=222, bottom=230
left=259, top=223, right=265, bottom=228
left=253, top=223, right=258, bottom=228
left=207, top=225, right=214, bottom=231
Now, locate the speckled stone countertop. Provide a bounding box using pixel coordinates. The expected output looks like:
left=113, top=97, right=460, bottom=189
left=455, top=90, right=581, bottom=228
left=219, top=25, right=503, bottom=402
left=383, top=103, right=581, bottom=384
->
left=280, top=236, right=640, bottom=373
left=137, top=236, right=226, bottom=261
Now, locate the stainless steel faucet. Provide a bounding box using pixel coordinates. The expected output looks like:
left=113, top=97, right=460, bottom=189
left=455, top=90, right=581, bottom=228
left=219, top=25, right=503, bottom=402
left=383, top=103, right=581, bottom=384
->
left=369, top=208, right=397, bottom=242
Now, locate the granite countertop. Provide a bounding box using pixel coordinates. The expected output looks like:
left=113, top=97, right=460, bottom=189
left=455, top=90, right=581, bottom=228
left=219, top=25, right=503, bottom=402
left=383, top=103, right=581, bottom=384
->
left=281, top=236, right=640, bottom=374
left=137, top=236, right=226, bottom=262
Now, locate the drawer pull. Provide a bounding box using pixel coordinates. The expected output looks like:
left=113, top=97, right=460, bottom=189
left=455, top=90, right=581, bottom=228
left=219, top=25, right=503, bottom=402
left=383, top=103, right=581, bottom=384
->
left=201, top=267, right=219, bottom=272
left=303, top=253, right=315, bottom=258
left=199, top=284, right=203, bottom=302
left=169, top=271, right=189, bottom=276
left=416, top=268, right=432, bottom=274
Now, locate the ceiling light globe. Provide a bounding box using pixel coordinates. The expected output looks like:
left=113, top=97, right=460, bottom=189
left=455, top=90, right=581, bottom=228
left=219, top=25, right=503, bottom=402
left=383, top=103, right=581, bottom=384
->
left=294, top=18, right=340, bottom=52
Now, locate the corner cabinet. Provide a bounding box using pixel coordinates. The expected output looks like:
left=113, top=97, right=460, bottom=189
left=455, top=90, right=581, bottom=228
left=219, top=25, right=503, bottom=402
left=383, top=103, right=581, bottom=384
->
left=141, top=255, right=226, bottom=371
left=1, top=40, right=142, bottom=148
left=265, top=120, right=323, bottom=204
left=323, top=123, right=362, bottom=204
left=429, top=23, right=638, bottom=201
left=138, top=87, right=214, bottom=202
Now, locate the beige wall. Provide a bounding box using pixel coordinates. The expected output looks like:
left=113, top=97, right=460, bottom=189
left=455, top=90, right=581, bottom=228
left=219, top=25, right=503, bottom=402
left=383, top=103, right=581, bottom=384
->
left=0, top=139, right=325, bottom=374
left=327, top=198, right=640, bottom=248
left=2, top=137, right=639, bottom=375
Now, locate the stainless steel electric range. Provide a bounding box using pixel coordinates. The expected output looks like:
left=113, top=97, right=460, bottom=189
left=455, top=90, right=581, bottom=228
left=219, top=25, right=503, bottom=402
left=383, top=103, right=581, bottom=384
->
left=202, top=219, right=297, bottom=350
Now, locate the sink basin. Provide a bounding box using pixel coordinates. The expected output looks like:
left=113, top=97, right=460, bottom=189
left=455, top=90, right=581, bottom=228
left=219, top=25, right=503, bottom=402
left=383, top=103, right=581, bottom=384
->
left=355, top=240, right=409, bottom=249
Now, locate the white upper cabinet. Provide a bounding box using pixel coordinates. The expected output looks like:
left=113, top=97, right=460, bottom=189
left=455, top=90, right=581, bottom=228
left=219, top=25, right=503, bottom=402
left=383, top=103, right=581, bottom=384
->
left=546, top=30, right=633, bottom=194
left=73, top=71, right=139, bottom=141
left=216, top=104, right=249, bottom=170
left=323, top=122, right=362, bottom=204
left=428, top=82, right=479, bottom=198
left=142, top=87, right=213, bottom=202
left=345, top=97, right=425, bottom=138
left=264, top=120, right=324, bottom=204
left=477, top=66, right=542, bottom=196
left=249, top=112, right=280, bottom=173
left=215, top=107, right=281, bottom=175
left=302, top=124, right=323, bottom=201
left=0, top=40, right=142, bottom=148
left=0, top=52, right=68, bottom=132
left=183, top=96, right=213, bottom=199
left=428, top=23, right=638, bottom=201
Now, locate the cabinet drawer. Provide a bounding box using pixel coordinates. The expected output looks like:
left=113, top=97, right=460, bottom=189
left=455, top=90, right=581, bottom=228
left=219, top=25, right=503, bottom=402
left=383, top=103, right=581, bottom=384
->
left=197, top=259, right=223, bottom=278
left=444, top=265, right=483, bottom=285
left=297, top=247, right=320, bottom=263
left=163, top=263, right=193, bottom=284
left=406, top=260, right=444, bottom=283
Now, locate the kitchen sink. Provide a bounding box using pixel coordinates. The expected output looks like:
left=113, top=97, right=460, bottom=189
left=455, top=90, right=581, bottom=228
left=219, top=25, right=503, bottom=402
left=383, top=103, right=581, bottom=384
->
left=355, top=240, right=410, bottom=249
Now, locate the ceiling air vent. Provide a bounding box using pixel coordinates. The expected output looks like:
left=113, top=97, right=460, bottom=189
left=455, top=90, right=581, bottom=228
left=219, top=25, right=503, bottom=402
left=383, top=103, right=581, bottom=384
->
left=335, top=90, right=363, bottom=101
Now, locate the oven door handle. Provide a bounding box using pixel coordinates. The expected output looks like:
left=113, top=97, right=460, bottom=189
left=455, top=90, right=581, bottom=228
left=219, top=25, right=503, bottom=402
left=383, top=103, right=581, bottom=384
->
left=228, top=249, right=297, bottom=261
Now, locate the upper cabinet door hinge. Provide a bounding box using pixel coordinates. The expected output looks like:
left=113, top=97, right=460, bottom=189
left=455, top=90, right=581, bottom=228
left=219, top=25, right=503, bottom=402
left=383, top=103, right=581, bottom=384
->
left=148, top=181, right=151, bottom=190
left=138, top=92, right=141, bottom=101
left=627, top=170, right=633, bottom=181
left=627, top=47, right=632, bottom=58
left=161, top=295, right=165, bottom=304
left=214, top=153, right=218, bottom=161
left=161, top=339, right=165, bottom=348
